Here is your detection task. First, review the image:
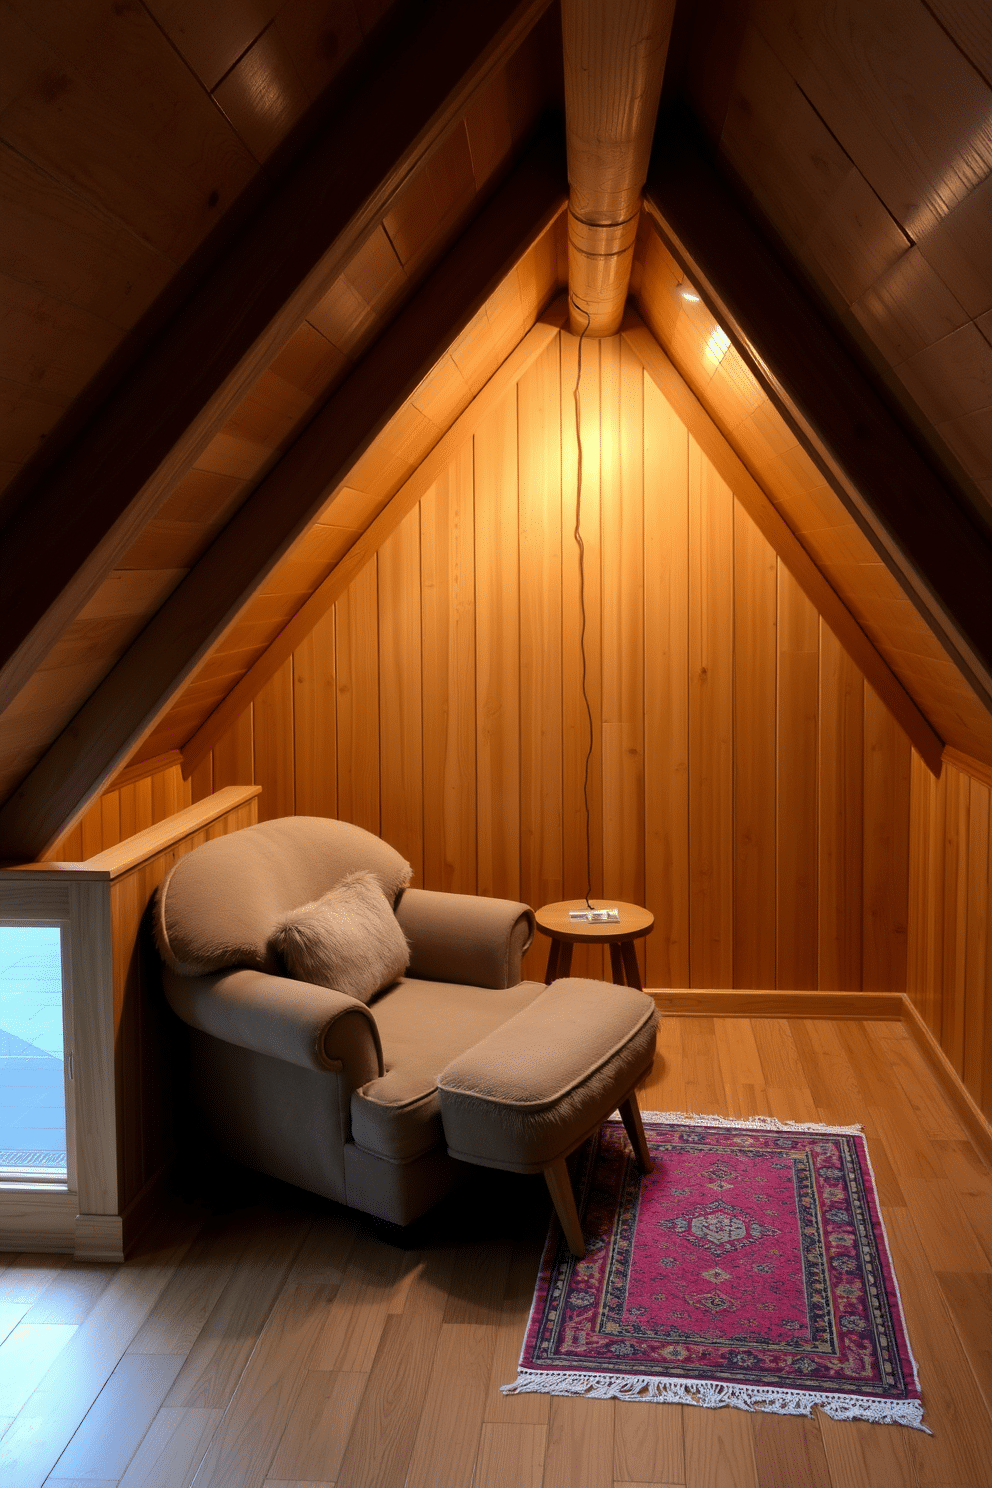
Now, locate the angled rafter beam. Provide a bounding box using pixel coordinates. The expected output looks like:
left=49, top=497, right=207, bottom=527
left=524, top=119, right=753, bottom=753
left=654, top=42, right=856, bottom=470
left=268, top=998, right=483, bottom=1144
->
left=182, top=296, right=570, bottom=774
left=0, top=0, right=554, bottom=719
left=644, top=116, right=992, bottom=715
left=0, top=139, right=567, bottom=860
left=622, top=316, right=946, bottom=773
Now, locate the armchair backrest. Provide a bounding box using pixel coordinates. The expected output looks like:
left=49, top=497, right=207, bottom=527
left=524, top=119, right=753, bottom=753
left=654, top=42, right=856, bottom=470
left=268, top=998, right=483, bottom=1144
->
left=155, top=816, right=411, bottom=977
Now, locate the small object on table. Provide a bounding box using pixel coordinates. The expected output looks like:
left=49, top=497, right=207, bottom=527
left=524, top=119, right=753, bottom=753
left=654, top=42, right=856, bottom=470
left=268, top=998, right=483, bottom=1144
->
left=535, top=899, right=655, bottom=989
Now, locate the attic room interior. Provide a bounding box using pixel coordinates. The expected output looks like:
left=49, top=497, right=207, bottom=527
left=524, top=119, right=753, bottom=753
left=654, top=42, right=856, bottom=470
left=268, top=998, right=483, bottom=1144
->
left=2, top=0, right=992, bottom=1482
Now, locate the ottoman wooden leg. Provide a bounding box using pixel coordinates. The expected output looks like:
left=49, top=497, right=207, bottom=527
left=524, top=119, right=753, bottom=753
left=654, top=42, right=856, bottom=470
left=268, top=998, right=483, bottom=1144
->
left=619, top=1090, right=653, bottom=1174
left=544, top=1157, right=586, bottom=1259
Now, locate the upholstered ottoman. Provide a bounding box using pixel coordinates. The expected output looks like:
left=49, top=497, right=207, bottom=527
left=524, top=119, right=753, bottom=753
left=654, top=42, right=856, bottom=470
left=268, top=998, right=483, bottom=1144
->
left=437, top=978, right=658, bottom=1256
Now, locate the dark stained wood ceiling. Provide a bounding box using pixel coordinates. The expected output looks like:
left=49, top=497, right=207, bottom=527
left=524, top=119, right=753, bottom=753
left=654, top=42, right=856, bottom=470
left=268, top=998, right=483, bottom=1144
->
left=2, top=0, right=992, bottom=857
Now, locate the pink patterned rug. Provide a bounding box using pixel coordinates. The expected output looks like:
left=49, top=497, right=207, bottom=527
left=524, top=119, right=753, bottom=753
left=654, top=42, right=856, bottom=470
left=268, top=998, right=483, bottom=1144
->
left=504, top=1112, right=927, bottom=1430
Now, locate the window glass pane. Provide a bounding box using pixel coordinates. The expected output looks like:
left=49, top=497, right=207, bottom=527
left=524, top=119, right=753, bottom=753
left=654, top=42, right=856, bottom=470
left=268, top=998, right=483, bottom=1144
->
left=0, top=926, right=67, bottom=1180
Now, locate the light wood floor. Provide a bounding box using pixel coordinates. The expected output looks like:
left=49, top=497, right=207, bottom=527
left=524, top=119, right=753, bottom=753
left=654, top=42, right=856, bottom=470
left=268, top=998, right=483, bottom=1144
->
left=1, top=1014, right=991, bottom=1488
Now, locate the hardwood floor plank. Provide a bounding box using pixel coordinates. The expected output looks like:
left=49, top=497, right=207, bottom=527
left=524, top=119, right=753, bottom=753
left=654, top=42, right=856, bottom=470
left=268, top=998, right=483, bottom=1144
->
left=0, top=1301, right=27, bottom=1347
left=285, top=1213, right=357, bottom=1286
left=932, top=1139, right=992, bottom=1267
left=45, top=1479, right=118, bottom=1487
left=162, top=1212, right=307, bottom=1409
left=0, top=1017, right=988, bottom=1488
left=264, top=1480, right=334, bottom=1487
left=313, top=1236, right=409, bottom=1372
left=713, top=1017, right=768, bottom=1119
left=885, top=1207, right=992, bottom=1487
left=0, top=1227, right=192, bottom=1488
left=865, top=1022, right=963, bottom=1140
left=683, top=1405, right=758, bottom=1488
left=334, top=1306, right=447, bottom=1488
left=483, top=1242, right=549, bottom=1426
left=642, top=1017, right=687, bottom=1112
left=190, top=1282, right=336, bottom=1488
left=614, top=1398, right=685, bottom=1484
left=935, top=1271, right=992, bottom=1414
left=542, top=1396, right=615, bottom=1488
left=474, top=1421, right=546, bottom=1487
left=126, top=1219, right=248, bottom=1355
left=50, top=1352, right=184, bottom=1481
left=405, top=1321, right=495, bottom=1487
left=0, top=1255, right=69, bottom=1305
left=0, top=1322, right=78, bottom=1416
left=817, top=1413, right=918, bottom=1488
left=267, top=1370, right=367, bottom=1483
left=750, top=1412, right=831, bottom=1488
left=679, top=1017, right=729, bottom=1116
left=444, top=1241, right=511, bottom=1325
left=116, top=1406, right=222, bottom=1488
left=20, top=1263, right=115, bottom=1325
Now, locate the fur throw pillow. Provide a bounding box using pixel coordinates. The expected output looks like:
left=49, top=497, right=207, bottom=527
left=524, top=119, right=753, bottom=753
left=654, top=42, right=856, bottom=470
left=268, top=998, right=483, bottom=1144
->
left=270, top=870, right=409, bottom=1003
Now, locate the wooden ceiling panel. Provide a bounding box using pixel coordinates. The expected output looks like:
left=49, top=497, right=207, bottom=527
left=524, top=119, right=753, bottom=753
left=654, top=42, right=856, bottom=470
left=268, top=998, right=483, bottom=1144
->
left=0, top=6, right=254, bottom=264
left=142, top=0, right=287, bottom=93
left=918, top=171, right=992, bottom=320
left=212, top=23, right=311, bottom=164
left=748, top=0, right=992, bottom=239
left=0, top=0, right=556, bottom=745
left=850, top=247, right=971, bottom=367
left=0, top=378, right=70, bottom=466
left=0, top=273, right=123, bottom=403
left=687, top=1, right=992, bottom=536
left=0, top=145, right=174, bottom=327
left=0, top=133, right=565, bottom=855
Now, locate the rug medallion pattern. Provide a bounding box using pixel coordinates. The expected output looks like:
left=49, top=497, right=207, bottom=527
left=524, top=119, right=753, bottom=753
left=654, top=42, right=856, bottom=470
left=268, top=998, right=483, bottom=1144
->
left=505, top=1114, right=926, bottom=1428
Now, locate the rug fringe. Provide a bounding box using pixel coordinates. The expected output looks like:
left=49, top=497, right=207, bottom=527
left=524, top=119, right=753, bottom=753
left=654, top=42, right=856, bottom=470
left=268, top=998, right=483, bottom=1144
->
left=501, top=1369, right=929, bottom=1432
left=635, top=1109, right=864, bottom=1135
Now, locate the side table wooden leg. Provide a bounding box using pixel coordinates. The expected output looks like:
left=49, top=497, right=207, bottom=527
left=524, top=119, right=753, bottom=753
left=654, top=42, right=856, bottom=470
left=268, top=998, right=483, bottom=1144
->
left=544, top=938, right=562, bottom=985
left=609, top=942, right=624, bottom=985
left=544, top=1157, right=586, bottom=1258
left=620, top=939, right=642, bottom=989
left=618, top=1091, right=653, bottom=1174
left=558, top=941, right=573, bottom=977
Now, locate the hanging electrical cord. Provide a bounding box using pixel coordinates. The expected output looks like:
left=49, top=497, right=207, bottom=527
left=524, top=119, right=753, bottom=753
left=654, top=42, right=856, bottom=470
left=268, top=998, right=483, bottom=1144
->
left=572, top=303, right=595, bottom=911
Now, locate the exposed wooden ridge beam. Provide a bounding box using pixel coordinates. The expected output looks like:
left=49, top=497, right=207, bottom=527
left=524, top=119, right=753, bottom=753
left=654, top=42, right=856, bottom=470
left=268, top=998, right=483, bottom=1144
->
left=562, top=0, right=673, bottom=335
left=644, top=118, right=992, bottom=717
left=0, top=141, right=567, bottom=860
left=623, top=317, right=946, bottom=775
left=182, top=297, right=570, bottom=774
left=0, top=0, right=554, bottom=721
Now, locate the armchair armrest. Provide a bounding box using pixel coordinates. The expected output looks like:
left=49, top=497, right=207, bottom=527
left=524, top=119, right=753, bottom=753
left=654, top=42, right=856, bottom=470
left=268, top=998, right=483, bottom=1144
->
left=163, top=967, right=383, bottom=1083
left=395, top=888, right=535, bottom=988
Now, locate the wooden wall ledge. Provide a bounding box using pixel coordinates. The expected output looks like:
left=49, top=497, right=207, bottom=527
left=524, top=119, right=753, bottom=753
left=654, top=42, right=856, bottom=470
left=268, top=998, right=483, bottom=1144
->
left=0, top=785, right=260, bottom=880
left=942, top=746, right=992, bottom=789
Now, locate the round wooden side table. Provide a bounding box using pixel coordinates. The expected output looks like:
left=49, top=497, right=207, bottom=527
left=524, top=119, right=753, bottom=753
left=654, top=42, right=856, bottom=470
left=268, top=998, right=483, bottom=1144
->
left=535, top=900, right=655, bottom=990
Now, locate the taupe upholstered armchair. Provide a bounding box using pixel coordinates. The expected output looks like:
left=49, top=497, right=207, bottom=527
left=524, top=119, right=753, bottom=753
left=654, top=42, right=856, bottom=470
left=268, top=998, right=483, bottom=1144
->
left=155, top=816, right=657, bottom=1245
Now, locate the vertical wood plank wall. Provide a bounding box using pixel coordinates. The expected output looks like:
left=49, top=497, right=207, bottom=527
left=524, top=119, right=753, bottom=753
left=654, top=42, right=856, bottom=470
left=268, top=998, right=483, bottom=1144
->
left=908, top=753, right=992, bottom=1122
left=192, top=333, right=913, bottom=990
left=45, top=760, right=192, bottom=861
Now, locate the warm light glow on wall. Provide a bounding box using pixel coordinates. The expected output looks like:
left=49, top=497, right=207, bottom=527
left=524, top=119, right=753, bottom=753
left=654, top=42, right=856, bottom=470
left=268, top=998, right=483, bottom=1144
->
left=704, top=325, right=731, bottom=369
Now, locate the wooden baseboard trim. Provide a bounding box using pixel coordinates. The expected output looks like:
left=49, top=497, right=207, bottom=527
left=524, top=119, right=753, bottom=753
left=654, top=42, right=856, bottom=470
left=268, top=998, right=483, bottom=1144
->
left=649, top=989, right=904, bottom=1021
left=75, top=1211, right=124, bottom=1262
left=900, top=996, right=992, bottom=1169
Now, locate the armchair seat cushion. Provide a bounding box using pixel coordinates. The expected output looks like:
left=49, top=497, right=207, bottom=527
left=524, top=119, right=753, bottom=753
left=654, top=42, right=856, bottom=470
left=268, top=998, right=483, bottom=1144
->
left=350, top=976, right=545, bottom=1161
